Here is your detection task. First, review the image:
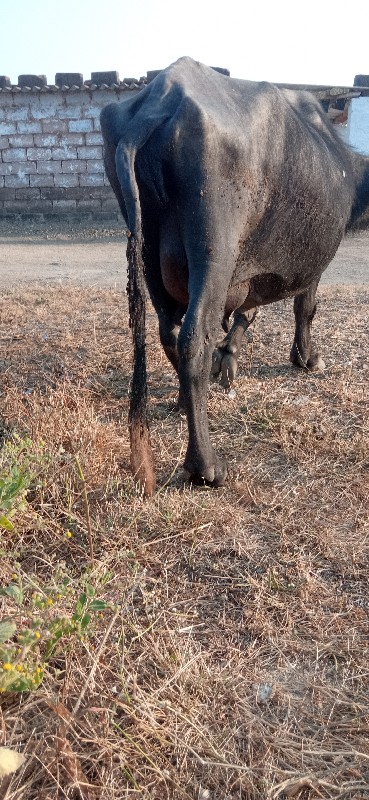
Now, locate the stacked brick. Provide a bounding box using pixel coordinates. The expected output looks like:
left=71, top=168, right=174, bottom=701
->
left=0, top=72, right=143, bottom=218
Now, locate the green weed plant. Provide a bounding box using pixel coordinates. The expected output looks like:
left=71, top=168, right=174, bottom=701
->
left=0, top=435, right=108, bottom=692
left=0, top=581, right=108, bottom=692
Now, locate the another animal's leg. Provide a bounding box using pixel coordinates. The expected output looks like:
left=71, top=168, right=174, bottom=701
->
left=157, top=308, right=186, bottom=409
left=158, top=307, right=183, bottom=375
left=211, top=307, right=257, bottom=388
left=290, top=280, right=325, bottom=370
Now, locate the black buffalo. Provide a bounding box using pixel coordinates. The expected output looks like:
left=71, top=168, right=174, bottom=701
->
left=100, top=56, right=369, bottom=495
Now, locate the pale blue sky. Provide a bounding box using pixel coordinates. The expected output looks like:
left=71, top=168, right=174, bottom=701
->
left=2, top=0, right=368, bottom=87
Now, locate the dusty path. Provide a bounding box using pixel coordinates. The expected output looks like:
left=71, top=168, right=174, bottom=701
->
left=0, top=238, right=126, bottom=289
left=0, top=222, right=368, bottom=288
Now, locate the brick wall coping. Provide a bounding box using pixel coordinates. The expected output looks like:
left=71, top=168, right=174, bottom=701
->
left=0, top=81, right=145, bottom=94
left=1, top=66, right=366, bottom=97
left=1, top=81, right=369, bottom=100
left=0, top=66, right=231, bottom=92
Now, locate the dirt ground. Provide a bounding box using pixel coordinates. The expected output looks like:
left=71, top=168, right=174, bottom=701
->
left=0, top=217, right=368, bottom=288
left=0, top=219, right=368, bottom=799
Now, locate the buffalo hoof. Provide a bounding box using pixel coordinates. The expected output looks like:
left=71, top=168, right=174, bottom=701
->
left=184, top=455, right=227, bottom=488
left=309, top=356, right=326, bottom=371
left=290, top=348, right=326, bottom=371
left=211, top=347, right=238, bottom=389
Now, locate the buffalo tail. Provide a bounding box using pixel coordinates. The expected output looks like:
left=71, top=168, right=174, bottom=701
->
left=126, top=235, right=156, bottom=497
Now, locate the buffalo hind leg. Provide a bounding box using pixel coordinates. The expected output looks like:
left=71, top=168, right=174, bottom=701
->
left=290, top=281, right=325, bottom=370
left=211, top=307, right=258, bottom=388
left=178, top=296, right=228, bottom=488
left=179, top=334, right=227, bottom=487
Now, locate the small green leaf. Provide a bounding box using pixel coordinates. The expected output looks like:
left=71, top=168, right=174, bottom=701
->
left=89, top=600, right=107, bottom=612
left=72, top=593, right=87, bottom=621
left=0, top=516, right=14, bottom=531
left=0, top=620, right=16, bottom=643
left=14, top=676, right=34, bottom=692
left=85, top=583, right=95, bottom=598
left=81, top=612, right=91, bottom=629
left=1, top=584, right=24, bottom=605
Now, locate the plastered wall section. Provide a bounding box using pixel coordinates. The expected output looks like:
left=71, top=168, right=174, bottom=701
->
left=0, top=87, right=140, bottom=217
left=347, top=97, right=369, bottom=156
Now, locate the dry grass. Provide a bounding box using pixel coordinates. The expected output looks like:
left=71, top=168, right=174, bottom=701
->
left=0, top=282, right=368, bottom=799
